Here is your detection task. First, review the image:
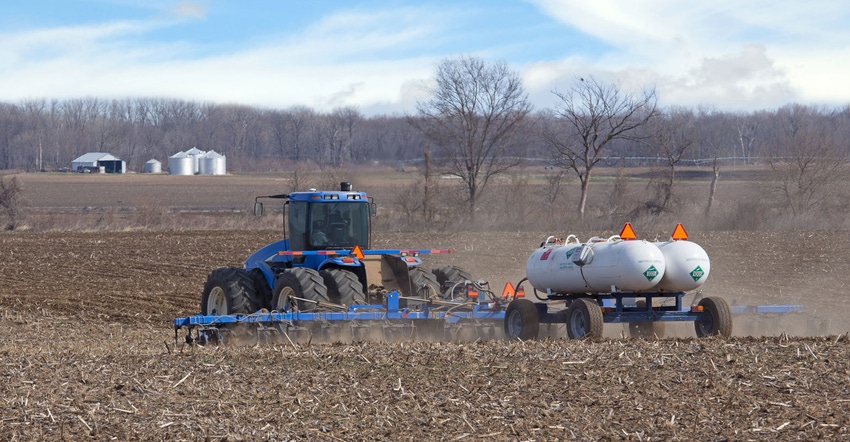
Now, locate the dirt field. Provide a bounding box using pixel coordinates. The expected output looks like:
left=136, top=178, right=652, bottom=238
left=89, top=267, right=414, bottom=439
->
left=1, top=172, right=849, bottom=440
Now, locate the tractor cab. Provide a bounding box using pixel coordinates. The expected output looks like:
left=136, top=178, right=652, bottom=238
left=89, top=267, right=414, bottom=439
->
left=288, top=193, right=371, bottom=251
left=253, top=182, right=374, bottom=252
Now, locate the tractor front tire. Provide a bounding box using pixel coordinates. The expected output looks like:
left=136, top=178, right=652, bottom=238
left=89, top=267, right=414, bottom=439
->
left=200, top=267, right=261, bottom=315
left=272, top=268, right=330, bottom=312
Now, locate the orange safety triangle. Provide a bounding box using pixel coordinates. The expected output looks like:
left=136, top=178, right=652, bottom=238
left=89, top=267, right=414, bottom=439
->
left=501, top=282, right=515, bottom=299
left=351, top=245, right=365, bottom=259
left=671, top=223, right=688, bottom=241
left=619, top=222, right=637, bottom=240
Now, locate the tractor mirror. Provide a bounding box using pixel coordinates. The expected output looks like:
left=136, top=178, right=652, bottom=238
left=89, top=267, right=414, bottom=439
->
left=369, top=202, right=377, bottom=216
left=253, top=201, right=264, bottom=217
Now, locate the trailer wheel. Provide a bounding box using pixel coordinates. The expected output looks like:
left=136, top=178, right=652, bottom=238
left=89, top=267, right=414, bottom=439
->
left=272, top=268, right=330, bottom=312
left=504, top=299, right=539, bottom=340
left=628, top=300, right=666, bottom=338
left=409, top=267, right=441, bottom=298
left=200, top=267, right=261, bottom=315
left=320, top=268, right=367, bottom=307
left=566, top=298, right=604, bottom=340
left=694, top=296, right=733, bottom=338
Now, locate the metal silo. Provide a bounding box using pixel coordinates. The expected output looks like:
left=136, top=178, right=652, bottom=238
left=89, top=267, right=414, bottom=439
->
left=199, top=150, right=227, bottom=175
left=143, top=159, right=162, bottom=173
left=185, top=147, right=205, bottom=174
left=168, top=151, right=194, bottom=175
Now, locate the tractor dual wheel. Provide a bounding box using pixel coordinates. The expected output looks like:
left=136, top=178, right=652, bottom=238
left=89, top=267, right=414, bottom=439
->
left=432, top=265, right=473, bottom=286
left=272, top=268, right=330, bottom=312
left=409, top=267, right=442, bottom=299
left=504, top=299, right=539, bottom=340
left=432, top=265, right=473, bottom=299
left=320, top=268, right=366, bottom=307
left=200, top=267, right=262, bottom=315
left=566, top=298, right=604, bottom=340
left=694, top=296, right=733, bottom=338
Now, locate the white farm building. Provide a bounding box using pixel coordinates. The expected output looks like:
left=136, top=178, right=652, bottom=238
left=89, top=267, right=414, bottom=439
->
left=71, top=152, right=126, bottom=173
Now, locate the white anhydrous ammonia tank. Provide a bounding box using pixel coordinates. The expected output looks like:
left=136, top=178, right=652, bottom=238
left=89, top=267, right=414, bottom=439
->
left=654, top=240, right=710, bottom=292
left=526, top=237, right=666, bottom=294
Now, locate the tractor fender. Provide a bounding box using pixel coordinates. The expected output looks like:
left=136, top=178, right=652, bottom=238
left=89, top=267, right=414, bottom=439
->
left=244, top=239, right=291, bottom=270
left=317, top=256, right=364, bottom=271
left=250, top=261, right=277, bottom=294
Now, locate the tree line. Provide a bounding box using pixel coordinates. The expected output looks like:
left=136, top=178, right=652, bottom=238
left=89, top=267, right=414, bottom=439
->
left=1, top=55, right=849, bottom=223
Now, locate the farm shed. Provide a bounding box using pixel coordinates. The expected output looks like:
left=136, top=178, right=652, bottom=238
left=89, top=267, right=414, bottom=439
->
left=70, top=152, right=126, bottom=173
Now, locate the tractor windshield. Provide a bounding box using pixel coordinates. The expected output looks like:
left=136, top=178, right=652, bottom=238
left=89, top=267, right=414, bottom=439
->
left=289, top=201, right=369, bottom=251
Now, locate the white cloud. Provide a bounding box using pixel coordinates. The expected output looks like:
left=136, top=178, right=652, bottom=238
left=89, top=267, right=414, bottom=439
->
left=525, top=0, right=850, bottom=109
left=171, top=1, right=208, bottom=19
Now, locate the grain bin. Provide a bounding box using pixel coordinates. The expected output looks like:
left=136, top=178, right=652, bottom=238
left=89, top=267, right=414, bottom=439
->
left=199, top=150, right=227, bottom=175
left=168, top=151, right=194, bottom=175
left=185, top=147, right=205, bottom=174
left=143, top=159, right=162, bottom=173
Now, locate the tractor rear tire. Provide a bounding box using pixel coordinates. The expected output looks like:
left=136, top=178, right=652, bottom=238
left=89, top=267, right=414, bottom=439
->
left=409, top=267, right=441, bottom=299
left=694, top=296, right=733, bottom=338
left=566, top=298, right=604, bottom=340
left=200, top=267, right=261, bottom=315
left=272, top=268, right=330, bottom=312
left=504, top=299, right=539, bottom=340
left=320, top=268, right=367, bottom=307
left=432, top=265, right=473, bottom=288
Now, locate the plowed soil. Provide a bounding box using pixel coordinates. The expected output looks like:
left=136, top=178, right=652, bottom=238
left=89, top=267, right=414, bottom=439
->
left=1, top=229, right=849, bottom=440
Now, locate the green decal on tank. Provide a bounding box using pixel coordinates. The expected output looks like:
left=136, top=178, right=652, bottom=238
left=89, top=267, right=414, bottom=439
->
left=643, top=265, right=659, bottom=282
left=690, top=266, right=704, bottom=282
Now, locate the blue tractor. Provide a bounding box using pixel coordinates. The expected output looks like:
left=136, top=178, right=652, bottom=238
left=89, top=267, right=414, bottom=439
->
left=199, top=182, right=472, bottom=317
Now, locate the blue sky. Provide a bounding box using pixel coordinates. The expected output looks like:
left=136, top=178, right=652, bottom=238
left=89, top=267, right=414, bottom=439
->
left=2, top=0, right=849, bottom=115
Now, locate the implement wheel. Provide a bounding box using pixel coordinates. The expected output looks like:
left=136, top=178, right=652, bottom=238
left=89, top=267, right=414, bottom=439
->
left=272, top=268, right=330, bottom=312
left=566, top=298, right=604, bottom=340
left=320, top=268, right=366, bottom=307
left=694, top=296, right=733, bottom=338
left=200, top=267, right=261, bottom=315
left=504, top=299, right=539, bottom=340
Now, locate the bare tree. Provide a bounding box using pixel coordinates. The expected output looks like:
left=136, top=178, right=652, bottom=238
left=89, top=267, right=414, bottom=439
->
left=544, top=76, right=658, bottom=217
left=642, top=107, right=696, bottom=213
left=694, top=107, right=737, bottom=215
left=764, top=104, right=848, bottom=217
left=411, top=55, right=532, bottom=220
